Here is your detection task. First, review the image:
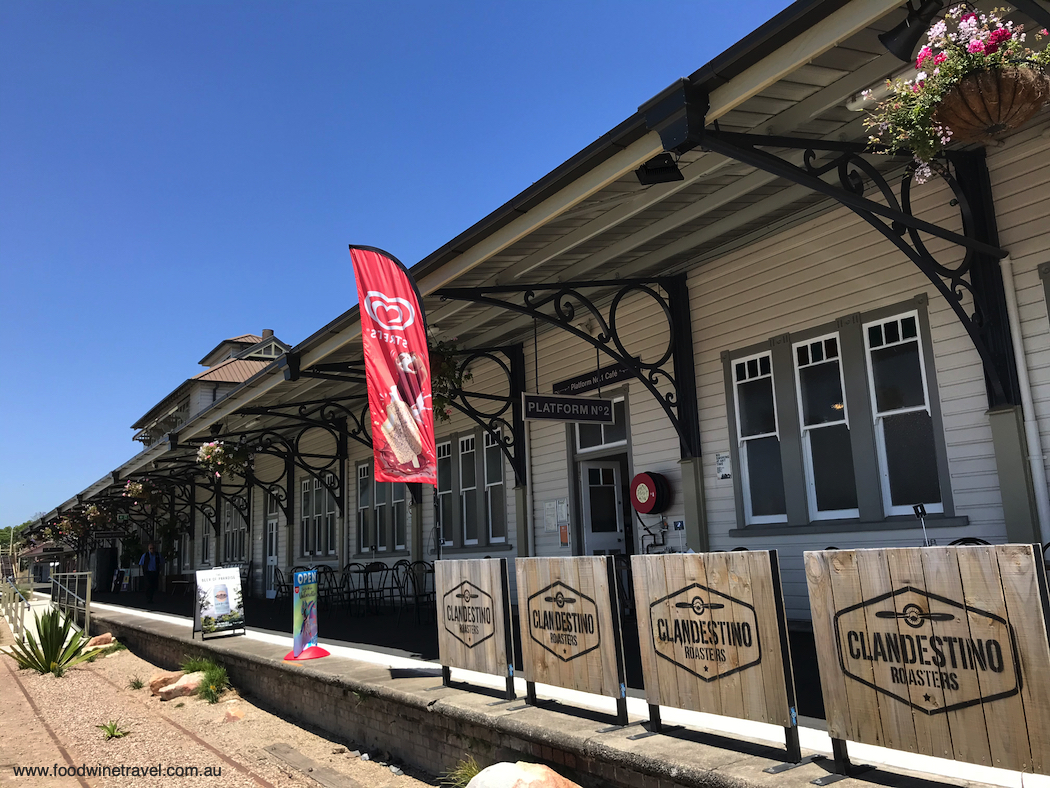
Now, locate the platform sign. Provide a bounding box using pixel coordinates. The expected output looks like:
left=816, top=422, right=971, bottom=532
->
left=193, top=567, right=245, bottom=639
left=522, top=393, right=613, bottom=423
left=806, top=545, right=1050, bottom=775
left=435, top=559, right=515, bottom=697
left=632, top=551, right=796, bottom=728
left=516, top=556, right=627, bottom=705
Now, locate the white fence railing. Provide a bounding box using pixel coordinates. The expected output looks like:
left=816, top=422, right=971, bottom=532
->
left=2, top=578, right=30, bottom=641
left=50, top=571, right=91, bottom=635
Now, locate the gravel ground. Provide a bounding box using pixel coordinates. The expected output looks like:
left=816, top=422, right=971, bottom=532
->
left=1, top=620, right=441, bottom=788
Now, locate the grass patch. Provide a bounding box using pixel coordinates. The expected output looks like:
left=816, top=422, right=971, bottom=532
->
left=127, top=675, right=144, bottom=690
left=86, top=642, right=127, bottom=662
left=180, top=655, right=230, bottom=704
left=97, top=720, right=130, bottom=740
left=440, top=755, right=481, bottom=788
left=175, top=702, right=184, bottom=708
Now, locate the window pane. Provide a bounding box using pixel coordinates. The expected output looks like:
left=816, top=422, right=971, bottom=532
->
left=358, top=510, right=372, bottom=549
left=440, top=495, right=454, bottom=542
left=485, top=444, right=502, bottom=483
left=394, top=502, right=406, bottom=547
left=438, top=455, right=451, bottom=492
left=588, top=467, right=601, bottom=485
left=872, top=343, right=925, bottom=412
left=605, top=400, right=627, bottom=443
left=461, top=450, right=476, bottom=489
left=745, top=436, right=786, bottom=517
left=375, top=481, right=389, bottom=506
left=885, top=321, right=900, bottom=343
left=735, top=362, right=745, bottom=382
left=358, top=474, right=370, bottom=508
left=589, top=487, right=618, bottom=532
left=799, top=362, right=846, bottom=426
left=738, top=377, right=776, bottom=437
left=809, top=424, right=858, bottom=511
left=489, top=486, right=506, bottom=540
left=883, top=411, right=941, bottom=506
left=902, top=316, right=917, bottom=339
left=376, top=505, right=387, bottom=548
left=391, top=482, right=405, bottom=503
left=463, top=490, right=478, bottom=541
left=869, top=324, right=884, bottom=348
left=578, top=423, right=602, bottom=449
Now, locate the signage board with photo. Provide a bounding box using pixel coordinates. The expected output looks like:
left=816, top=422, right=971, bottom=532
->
left=193, top=567, right=245, bottom=639
left=632, top=551, right=796, bottom=730
left=435, top=558, right=515, bottom=698
left=516, top=556, right=627, bottom=718
left=292, top=570, right=319, bottom=657
left=806, top=545, right=1050, bottom=775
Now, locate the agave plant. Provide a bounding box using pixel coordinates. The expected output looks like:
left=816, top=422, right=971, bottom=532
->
left=4, top=608, right=94, bottom=677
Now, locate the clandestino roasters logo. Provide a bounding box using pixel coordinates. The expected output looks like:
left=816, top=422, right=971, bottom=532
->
left=442, top=581, right=496, bottom=649
left=527, top=581, right=600, bottom=662
left=649, top=583, right=761, bottom=681
left=834, top=586, right=1020, bottom=714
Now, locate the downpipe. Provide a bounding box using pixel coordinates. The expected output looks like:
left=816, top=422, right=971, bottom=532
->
left=999, top=254, right=1050, bottom=545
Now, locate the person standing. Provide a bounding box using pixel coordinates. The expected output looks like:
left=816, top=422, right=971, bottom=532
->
left=138, top=542, right=163, bottom=605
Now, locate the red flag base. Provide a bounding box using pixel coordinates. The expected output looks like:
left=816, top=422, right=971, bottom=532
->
left=284, top=645, right=330, bottom=661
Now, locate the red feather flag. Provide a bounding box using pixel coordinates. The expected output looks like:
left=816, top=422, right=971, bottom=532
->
left=350, top=246, right=436, bottom=485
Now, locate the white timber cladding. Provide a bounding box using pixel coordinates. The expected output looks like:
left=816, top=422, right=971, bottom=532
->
left=688, top=154, right=1029, bottom=619
left=986, top=123, right=1050, bottom=492
left=527, top=287, right=686, bottom=557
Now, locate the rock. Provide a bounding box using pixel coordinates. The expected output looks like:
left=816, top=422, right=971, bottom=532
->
left=359, top=753, right=370, bottom=761
left=349, top=750, right=360, bottom=757
left=223, top=706, right=245, bottom=722
left=159, top=671, right=205, bottom=700
left=390, top=766, right=404, bottom=776
left=86, top=633, right=114, bottom=648
left=331, top=747, right=346, bottom=754
left=149, top=670, right=184, bottom=695
left=466, top=762, right=581, bottom=788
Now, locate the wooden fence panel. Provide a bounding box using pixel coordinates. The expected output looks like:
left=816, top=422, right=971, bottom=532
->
left=515, top=556, right=626, bottom=700
left=805, top=545, right=1050, bottom=775
left=632, top=551, right=794, bottom=727
left=435, top=559, right=514, bottom=680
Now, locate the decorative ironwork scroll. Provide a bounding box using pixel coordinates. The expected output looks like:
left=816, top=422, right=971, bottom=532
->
left=436, top=277, right=702, bottom=458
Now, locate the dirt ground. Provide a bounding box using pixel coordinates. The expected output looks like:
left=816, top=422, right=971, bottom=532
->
left=0, top=617, right=443, bottom=788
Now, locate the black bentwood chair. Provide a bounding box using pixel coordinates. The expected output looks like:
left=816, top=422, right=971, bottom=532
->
left=272, top=567, right=291, bottom=600
left=398, top=560, right=435, bottom=625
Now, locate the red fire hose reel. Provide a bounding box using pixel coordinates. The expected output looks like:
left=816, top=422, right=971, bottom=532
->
left=630, top=472, right=672, bottom=514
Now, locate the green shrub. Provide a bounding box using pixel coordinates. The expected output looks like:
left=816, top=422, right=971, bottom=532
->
left=127, top=675, right=144, bottom=690
left=87, top=642, right=126, bottom=662
left=440, top=755, right=481, bottom=788
left=4, top=609, right=93, bottom=677
left=98, top=721, right=129, bottom=740
left=180, top=654, right=229, bottom=703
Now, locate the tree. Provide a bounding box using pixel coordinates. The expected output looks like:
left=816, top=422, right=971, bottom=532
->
left=1, top=518, right=37, bottom=554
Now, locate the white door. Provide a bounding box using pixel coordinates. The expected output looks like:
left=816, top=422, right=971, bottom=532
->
left=580, top=461, right=624, bottom=555
left=265, top=494, right=279, bottom=599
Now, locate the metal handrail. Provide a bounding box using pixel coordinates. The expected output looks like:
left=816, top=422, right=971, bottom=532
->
left=50, top=572, right=92, bottom=636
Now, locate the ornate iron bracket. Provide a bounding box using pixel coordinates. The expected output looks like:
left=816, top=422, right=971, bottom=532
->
left=436, top=276, right=703, bottom=458
left=443, top=344, right=527, bottom=486
left=694, top=129, right=1012, bottom=404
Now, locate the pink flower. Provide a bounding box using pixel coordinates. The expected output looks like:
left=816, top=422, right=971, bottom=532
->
left=988, top=27, right=1012, bottom=45
left=916, top=45, right=933, bottom=68
left=1041, top=29, right=1049, bottom=36
left=961, top=11, right=977, bottom=22
left=933, top=52, right=947, bottom=65
left=967, top=39, right=986, bottom=54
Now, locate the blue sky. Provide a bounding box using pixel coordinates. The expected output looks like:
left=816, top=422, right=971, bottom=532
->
left=0, top=0, right=793, bottom=526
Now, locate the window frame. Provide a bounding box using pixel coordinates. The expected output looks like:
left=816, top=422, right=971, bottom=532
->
left=723, top=297, right=959, bottom=535
left=460, top=435, right=479, bottom=546
left=484, top=430, right=507, bottom=544
left=862, top=310, right=944, bottom=517
left=732, top=350, right=788, bottom=525
left=575, top=397, right=627, bottom=454
left=792, top=332, right=860, bottom=521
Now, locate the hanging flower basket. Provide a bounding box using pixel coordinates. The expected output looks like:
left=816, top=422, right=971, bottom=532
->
left=196, top=441, right=249, bottom=478
left=865, top=10, right=1050, bottom=182
left=932, top=66, right=1050, bottom=144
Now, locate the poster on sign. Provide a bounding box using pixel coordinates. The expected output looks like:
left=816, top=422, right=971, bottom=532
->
left=193, top=567, right=245, bottom=639
left=285, top=570, right=329, bottom=661
left=350, top=245, right=436, bottom=485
